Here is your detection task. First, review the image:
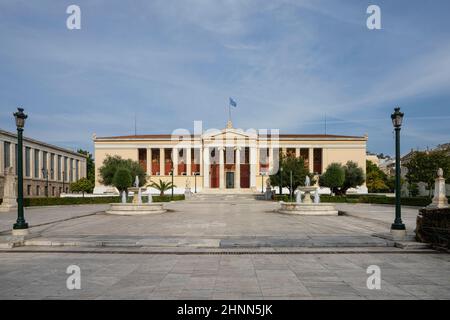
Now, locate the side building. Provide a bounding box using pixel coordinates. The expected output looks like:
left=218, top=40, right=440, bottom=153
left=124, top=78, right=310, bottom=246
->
left=0, top=129, right=87, bottom=197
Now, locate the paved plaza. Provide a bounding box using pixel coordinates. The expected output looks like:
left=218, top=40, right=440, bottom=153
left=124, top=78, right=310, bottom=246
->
left=0, top=195, right=449, bottom=299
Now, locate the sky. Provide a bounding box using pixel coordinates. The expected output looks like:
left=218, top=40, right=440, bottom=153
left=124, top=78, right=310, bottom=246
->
left=0, top=0, right=449, bottom=156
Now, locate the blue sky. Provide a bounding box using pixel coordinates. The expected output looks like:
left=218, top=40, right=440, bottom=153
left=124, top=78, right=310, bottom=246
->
left=0, top=0, right=449, bottom=156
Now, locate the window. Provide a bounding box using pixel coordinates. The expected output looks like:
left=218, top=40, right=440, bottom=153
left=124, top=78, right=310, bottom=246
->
left=75, top=159, right=79, bottom=180
left=313, top=148, right=323, bottom=174
left=36, top=185, right=40, bottom=196
left=63, top=157, right=68, bottom=181
left=138, top=149, right=147, bottom=172
left=52, top=187, right=55, bottom=196
left=42, top=151, right=48, bottom=173
left=50, top=154, right=55, bottom=179
left=34, top=149, right=40, bottom=178
left=4, top=142, right=11, bottom=169
left=27, top=185, right=31, bottom=196
left=57, top=155, right=62, bottom=181
left=25, top=147, right=31, bottom=177
left=69, top=158, right=73, bottom=182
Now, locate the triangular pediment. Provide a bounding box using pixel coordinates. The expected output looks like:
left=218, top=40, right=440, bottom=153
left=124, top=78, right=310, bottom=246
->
left=202, top=128, right=257, bottom=140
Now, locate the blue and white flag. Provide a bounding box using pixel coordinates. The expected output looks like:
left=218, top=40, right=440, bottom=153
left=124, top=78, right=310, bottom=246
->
left=229, top=97, right=237, bottom=107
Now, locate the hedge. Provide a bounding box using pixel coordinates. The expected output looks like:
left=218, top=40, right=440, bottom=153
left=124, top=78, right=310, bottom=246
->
left=416, top=207, right=450, bottom=249
left=273, top=194, right=431, bottom=207
left=0, top=195, right=185, bottom=207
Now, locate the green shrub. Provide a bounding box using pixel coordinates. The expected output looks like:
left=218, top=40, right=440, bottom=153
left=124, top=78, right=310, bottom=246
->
left=18, top=194, right=185, bottom=207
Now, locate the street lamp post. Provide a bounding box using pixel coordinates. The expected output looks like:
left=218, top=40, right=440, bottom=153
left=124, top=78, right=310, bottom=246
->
left=390, top=107, right=406, bottom=239
left=290, top=170, right=293, bottom=202
left=194, top=172, right=198, bottom=193
left=279, top=167, right=283, bottom=195
left=170, top=168, right=174, bottom=200
left=13, top=108, right=28, bottom=235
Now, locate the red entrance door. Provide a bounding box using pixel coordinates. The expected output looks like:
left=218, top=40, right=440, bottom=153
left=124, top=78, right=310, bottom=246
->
left=210, top=164, right=220, bottom=188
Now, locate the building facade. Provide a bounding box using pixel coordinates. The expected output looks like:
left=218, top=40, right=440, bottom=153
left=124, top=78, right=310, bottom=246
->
left=0, top=129, right=87, bottom=198
left=94, top=122, right=368, bottom=194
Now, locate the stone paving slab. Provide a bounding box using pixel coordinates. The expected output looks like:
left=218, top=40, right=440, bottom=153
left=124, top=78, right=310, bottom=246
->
left=0, top=252, right=448, bottom=300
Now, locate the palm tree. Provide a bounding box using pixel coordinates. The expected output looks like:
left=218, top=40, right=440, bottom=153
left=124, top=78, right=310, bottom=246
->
left=148, top=179, right=176, bottom=196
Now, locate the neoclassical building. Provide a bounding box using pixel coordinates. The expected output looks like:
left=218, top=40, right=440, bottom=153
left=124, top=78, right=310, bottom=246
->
left=1, top=129, right=87, bottom=197
left=93, top=121, right=368, bottom=194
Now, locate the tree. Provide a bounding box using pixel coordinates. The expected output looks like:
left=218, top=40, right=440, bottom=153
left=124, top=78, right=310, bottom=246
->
left=341, top=161, right=365, bottom=194
left=112, top=168, right=132, bottom=195
left=99, top=155, right=147, bottom=188
left=269, top=154, right=312, bottom=196
left=320, top=163, right=345, bottom=195
left=366, top=160, right=389, bottom=193
left=70, top=177, right=94, bottom=197
left=77, top=149, right=95, bottom=185
left=148, top=179, right=176, bottom=196
left=405, top=150, right=450, bottom=197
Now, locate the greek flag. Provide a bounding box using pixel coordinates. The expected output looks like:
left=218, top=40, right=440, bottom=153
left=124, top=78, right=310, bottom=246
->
left=229, top=97, right=237, bottom=107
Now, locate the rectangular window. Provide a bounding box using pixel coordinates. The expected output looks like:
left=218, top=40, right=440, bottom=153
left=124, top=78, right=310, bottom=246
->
left=34, top=149, right=40, bottom=178
left=151, top=149, right=160, bottom=175
left=4, top=141, right=11, bottom=169
left=138, top=149, right=147, bottom=172
left=27, top=185, right=31, bottom=196
left=63, top=157, right=68, bottom=181
left=300, top=148, right=309, bottom=168
left=36, top=185, right=40, bottom=196
left=286, top=148, right=296, bottom=158
left=50, top=154, right=55, bottom=180
left=69, top=158, right=73, bottom=182
left=76, top=160, right=79, bottom=180
left=25, top=147, right=31, bottom=177
left=191, top=148, right=200, bottom=175
left=313, top=148, right=323, bottom=174
left=57, top=155, right=62, bottom=181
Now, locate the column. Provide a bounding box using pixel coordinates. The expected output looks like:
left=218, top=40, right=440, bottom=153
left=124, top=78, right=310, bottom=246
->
left=203, top=147, right=209, bottom=188
left=235, top=147, right=240, bottom=189
left=199, top=148, right=203, bottom=177
left=0, top=142, right=4, bottom=174
left=159, top=148, right=164, bottom=175
left=30, top=148, right=35, bottom=179
left=146, top=148, right=152, bottom=176
left=219, top=147, right=225, bottom=189
left=309, top=148, right=314, bottom=173
left=268, top=147, right=274, bottom=175
left=250, top=146, right=257, bottom=188
left=295, top=148, right=300, bottom=158
left=173, top=147, right=178, bottom=176
left=186, top=148, right=192, bottom=176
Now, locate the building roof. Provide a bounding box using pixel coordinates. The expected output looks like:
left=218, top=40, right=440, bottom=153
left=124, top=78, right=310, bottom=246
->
left=95, top=133, right=367, bottom=141
left=0, top=129, right=86, bottom=158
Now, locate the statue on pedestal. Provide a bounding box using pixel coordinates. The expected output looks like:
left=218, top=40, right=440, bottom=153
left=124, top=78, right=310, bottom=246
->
left=0, top=167, right=18, bottom=212
left=427, top=168, right=449, bottom=209
left=184, top=178, right=193, bottom=199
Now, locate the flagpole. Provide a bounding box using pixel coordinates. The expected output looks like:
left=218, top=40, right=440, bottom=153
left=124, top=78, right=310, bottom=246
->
left=228, top=104, right=231, bottom=123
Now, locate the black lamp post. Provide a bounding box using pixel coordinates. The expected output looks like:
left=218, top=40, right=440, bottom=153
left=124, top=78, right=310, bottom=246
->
left=390, top=107, right=406, bottom=235
left=13, top=108, right=28, bottom=233
left=194, top=172, right=199, bottom=193
left=279, top=167, right=283, bottom=195
left=290, top=170, right=293, bottom=202
left=170, top=167, right=174, bottom=200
